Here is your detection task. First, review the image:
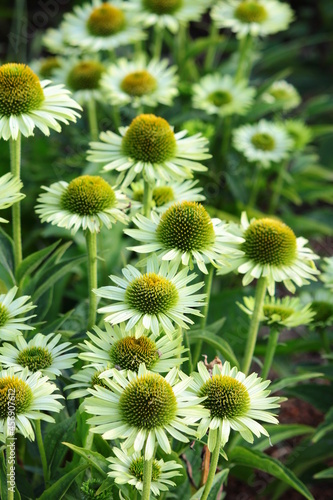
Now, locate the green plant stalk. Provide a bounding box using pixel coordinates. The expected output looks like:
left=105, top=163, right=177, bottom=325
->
left=142, top=456, right=153, bottom=500
left=85, top=231, right=98, bottom=329
left=87, top=98, right=99, bottom=141
left=242, top=277, right=267, bottom=375
left=201, top=427, right=222, bottom=500
left=153, top=25, right=163, bottom=59
left=261, top=327, right=280, bottom=379
left=269, top=159, right=289, bottom=214
left=176, top=25, right=187, bottom=74
left=193, top=265, right=214, bottom=367
left=10, top=132, right=22, bottom=270
left=143, top=180, right=153, bottom=218
left=204, top=23, right=219, bottom=71
left=248, top=164, right=262, bottom=209
left=35, top=420, right=49, bottom=485
left=235, top=33, right=253, bottom=83
left=6, top=435, right=14, bottom=500
left=221, top=115, right=233, bottom=161
left=183, top=328, right=193, bottom=374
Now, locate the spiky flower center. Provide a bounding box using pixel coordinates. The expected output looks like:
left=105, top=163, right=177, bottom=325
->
left=311, top=301, right=333, bottom=323
left=263, top=305, right=294, bottom=322
left=121, top=70, right=157, bottom=97
left=133, top=186, right=175, bottom=207
left=16, top=347, right=53, bottom=372
left=235, top=1, right=268, bottom=23
left=0, top=376, right=33, bottom=418
left=251, top=132, right=275, bottom=151
left=0, top=63, right=44, bottom=117
left=199, top=374, right=250, bottom=419
left=61, top=175, right=116, bottom=216
left=125, top=273, right=178, bottom=315
left=143, top=0, right=183, bottom=15
left=39, top=57, right=61, bottom=79
left=67, top=61, right=105, bottom=91
left=157, top=201, right=215, bottom=253
left=119, top=373, right=177, bottom=429
left=0, top=303, right=9, bottom=327
left=91, top=370, right=111, bottom=390
left=243, top=218, right=297, bottom=267
left=86, top=4, right=125, bottom=37
left=129, top=456, right=161, bottom=481
left=208, top=90, right=233, bottom=107
left=122, top=114, right=177, bottom=164
left=110, top=336, right=159, bottom=372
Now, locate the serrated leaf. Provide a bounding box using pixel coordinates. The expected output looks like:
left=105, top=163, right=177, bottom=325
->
left=190, top=469, right=229, bottom=499
left=63, top=442, right=109, bottom=477
left=269, top=372, right=323, bottom=393
left=228, top=447, right=314, bottom=500
left=38, top=463, right=88, bottom=500
left=16, top=240, right=61, bottom=285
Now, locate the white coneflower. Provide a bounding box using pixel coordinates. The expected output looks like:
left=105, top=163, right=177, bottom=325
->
left=262, top=80, right=301, bottom=111
left=0, top=287, right=35, bottom=341
left=0, top=173, right=25, bottom=223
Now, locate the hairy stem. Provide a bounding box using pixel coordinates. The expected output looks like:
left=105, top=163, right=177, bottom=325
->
left=85, top=231, right=98, bottom=329
left=142, top=456, right=153, bottom=500
left=143, top=179, right=153, bottom=218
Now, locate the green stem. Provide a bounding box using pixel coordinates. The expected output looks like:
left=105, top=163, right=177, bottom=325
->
left=220, top=115, right=233, bottom=161
left=176, top=25, right=186, bottom=74
left=261, top=327, right=280, bottom=379
left=6, top=435, right=15, bottom=500
left=183, top=328, right=193, bottom=374
left=201, top=428, right=222, bottom=500
left=142, top=456, right=153, bottom=500
left=10, top=133, right=22, bottom=270
left=193, top=265, right=214, bottom=367
left=85, top=231, right=98, bottom=329
left=242, top=277, right=267, bottom=375
left=153, top=25, right=163, bottom=59
left=87, top=98, right=99, bottom=141
left=235, top=34, right=253, bottom=83
left=268, top=160, right=289, bottom=214
left=204, top=24, right=219, bottom=71
left=248, top=164, right=262, bottom=209
left=143, top=180, right=153, bottom=218
left=35, top=420, right=49, bottom=485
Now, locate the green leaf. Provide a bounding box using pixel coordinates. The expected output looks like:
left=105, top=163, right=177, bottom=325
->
left=284, top=384, right=333, bottom=413
left=16, top=240, right=61, bottom=285
left=44, top=414, right=77, bottom=477
left=314, top=467, right=333, bottom=479
left=269, top=372, right=323, bottom=393
left=38, top=463, right=88, bottom=500
left=62, top=442, right=109, bottom=477
left=187, top=331, right=239, bottom=368
left=190, top=469, right=229, bottom=499
left=251, top=424, right=314, bottom=452
left=229, top=447, right=314, bottom=500
left=0, top=227, right=15, bottom=287
left=312, top=407, right=333, bottom=443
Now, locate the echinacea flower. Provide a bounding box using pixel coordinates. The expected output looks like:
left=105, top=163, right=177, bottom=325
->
left=132, top=0, right=207, bottom=33
left=102, top=57, right=178, bottom=109
left=94, top=257, right=205, bottom=337
left=284, top=119, right=312, bottom=150
left=127, top=179, right=205, bottom=214
left=238, top=295, right=315, bottom=328
left=301, top=288, right=333, bottom=329
left=233, top=120, right=293, bottom=168
left=125, top=201, right=244, bottom=273
left=108, top=447, right=182, bottom=496
left=212, top=0, right=294, bottom=38
left=0, top=287, right=35, bottom=341
left=217, top=212, right=320, bottom=295
left=0, top=367, right=63, bottom=440
left=61, top=0, right=145, bottom=52
left=79, top=321, right=185, bottom=373
left=84, top=364, right=209, bottom=459
left=87, top=114, right=211, bottom=187
left=0, top=63, right=81, bottom=140
left=30, top=57, right=62, bottom=80
left=262, top=80, right=301, bottom=111
left=0, top=333, right=77, bottom=380
left=36, top=175, right=128, bottom=234
left=0, top=173, right=25, bottom=223
left=191, top=361, right=280, bottom=451
left=65, top=366, right=109, bottom=400
left=192, top=74, right=255, bottom=117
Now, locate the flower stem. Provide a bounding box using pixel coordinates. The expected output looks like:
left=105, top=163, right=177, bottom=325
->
left=193, top=265, right=214, bottom=367
left=221, top=115, right=233, bottom=161
left=235, top=34, right=253, bottom=83
left=143, top=180, right=153, bottom=218
left=248, top=164, right=261, bottom=209
left=10, top=133, right=22, bottom=270
left=6, top=435, right=15, bottom=500
left=85, top=231, right=98, bottom=329
left=201, top=428, right=222, bottom=500
left=242, top=277, right=267, bottom=375
left=269, top=159, right=289, bottom=214
left=87, top=98, right=99, bottom=141
left=204, top=24, right=219, bottom=71
left=261, top=327, right=280, bottom=379
left=142, top=456, right=153, bottom=500
left=183, top=328, right=193, bottom=374
left=35, top=420, right=49, bottom=486
left=153, top=25, right=163, bottom=59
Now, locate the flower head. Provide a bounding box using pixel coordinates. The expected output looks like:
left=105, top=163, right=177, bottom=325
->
left=0, top=333, right=77, bottom=379
left=212, top=0, right=294, bottom=38
left=65, top=366, right=110, bottom=400
left=233, top=120, right=293, bottom=168
left=36, top=175, right=128, bottom=234
left=0, top=287, right=35, bottom=341
left=262, top=80, right=301, bottom=111
left=284, top=119, right=312, bottom=150
left=239, top=295, right=315, bottom=328
left=0, top=63, right=81, bottom=140
left=0, top=368, right=63, bottom=440
left=79, top=321, right=185, bottom=373
left=87, top=114, right=211, bottom=186
left=217, top=212, right=320, bottom=295
left=30, top=57, right=62, bottom=80
left=125, top=202, right=244, bottom=273
left=62, top=1, right=145, bottom=52
left=94, top=258, right=205, bottom=337
left=192, top=74, right=255, bottom=117
left=84, top=364, right=208, bottom=459
left=301, top=288, right=333, bottom=329
left=108, top=447, right=182, bottom=495
left=102, top=57, right=178, bottom=109
left=0, top=173, right=25, bottom=222
left=191, top=361, right=280, bottom=451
